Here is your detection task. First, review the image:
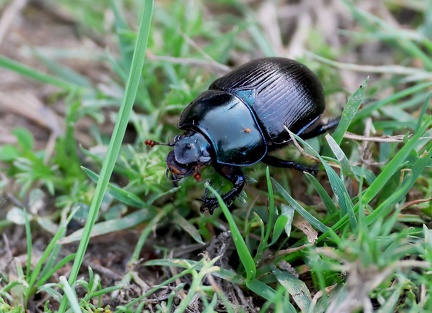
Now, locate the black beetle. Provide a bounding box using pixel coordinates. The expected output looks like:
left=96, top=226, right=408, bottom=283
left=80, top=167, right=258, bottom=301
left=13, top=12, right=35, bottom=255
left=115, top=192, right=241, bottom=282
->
left=146, top=57, right=339, bottom=213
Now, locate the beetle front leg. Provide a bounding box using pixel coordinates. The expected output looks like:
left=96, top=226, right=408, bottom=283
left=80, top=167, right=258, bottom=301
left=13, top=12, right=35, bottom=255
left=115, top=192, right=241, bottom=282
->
left=200, top=165, right=245, bottom=214
left=262, top=155, right=318, bottom=176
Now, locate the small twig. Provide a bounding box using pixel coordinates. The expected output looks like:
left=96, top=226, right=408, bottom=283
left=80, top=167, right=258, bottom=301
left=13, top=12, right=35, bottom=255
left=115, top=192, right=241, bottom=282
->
left=401, top=197, right=432, bottom=210
left=344, top=132, right=409, bottom=142
left=275, top=244, right=309, bottom=257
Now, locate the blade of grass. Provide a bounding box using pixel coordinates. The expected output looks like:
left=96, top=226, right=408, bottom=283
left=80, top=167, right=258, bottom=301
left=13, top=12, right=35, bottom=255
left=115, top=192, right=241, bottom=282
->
left=130, top=205, right=174, bottom=262
left=36, top=254, right=76, bottom=288
left=82, top=166, right=147, bottom=208
left=307, top=52, right=432, bottom=81
left=110, top=0, right=134, bottom=71
left=58, top=1, right=154, bottom=311
left=272, top=266, right=312, bottom=312
left=59, top=277, right=81, bottom=313
left=326, top=134, right=356, bottom=178
left=246, top=279, right=296, bottom=312
left=319, top=117, right=431, bottom=240
left=332, top=77, right=368, bottom=145
left=290, top=132, right=357, bottom=229
left=205, top=184, right=256, bottom=281
left=270, top=204, right=294, bottom=245
left=416, top=93, right=431, bottom=132
left=353, top=82, right=432, bottom=122
left=25, top=222, right=67, bottom=304
left=33, top=49, right=92, bottom=87
left=24, top=210, right=32, bottom=280
left=254, top=167, right=276, bottom=262
left=356, top=118, right=430, bottom=207
left=58, top=209, right=156, bottom=244
left=304, top=173, right=338, bottom=215
left=366, top=146, right=432, bottom=224
left=272, top=178, right=330, bottom=234
left=0, top=55, right=82, bottom=92
left=173, top=210, right=204, bottom=244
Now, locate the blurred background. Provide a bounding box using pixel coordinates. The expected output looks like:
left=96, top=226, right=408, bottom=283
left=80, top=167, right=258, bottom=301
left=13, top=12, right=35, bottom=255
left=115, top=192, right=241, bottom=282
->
left=1, top=0, right=428, bottom=150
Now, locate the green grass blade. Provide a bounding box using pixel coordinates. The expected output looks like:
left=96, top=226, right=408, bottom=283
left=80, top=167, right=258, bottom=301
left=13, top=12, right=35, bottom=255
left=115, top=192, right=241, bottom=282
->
left=320, top=117, right=431, bottom=239
left=58, top=1, right=154, bottom=311
left=290, top=132, right=357, bottom=229
left=205, top=184, right=256, bottom=281
left=58, top=209, right=156, bottom=245
left=416, top=93, right=431, bottom=132
left=326, top=135, right=356, bottom=178
left=359, top=118, right=430, bottom=206
left=110, top=0, right=134, bottom=71
left=0, top=55, right=82, bottom=92
left=246, top=279, right=296, bottom=312
left=255, top=167, right=276, bottom=261
left=36, top=254, right=77, bottom=288
left=82, top=166, right=147, bottom=208
left=270, top=204, right=294, bottom=245
left=144, top=259, right=245, bottom=285
left=34, top=50, right=92, bottom=87
left=366, top=146, right=432, bottom=224
left=272, top=179, right=329, bottom=233
left=353, top=82, right=432, bottom=122
left=173, top=210, right=204, bottom=244
left=332, top=77, right=368, bottom=145
left=272, top=266, right=312, bottom=312
left=59, top=277, right=81, bottom=313
left=24, top=210, right=32, bottom=280
left=25, top=224, right=66, bottom=304
left=304, top=173, right=338, bottom=215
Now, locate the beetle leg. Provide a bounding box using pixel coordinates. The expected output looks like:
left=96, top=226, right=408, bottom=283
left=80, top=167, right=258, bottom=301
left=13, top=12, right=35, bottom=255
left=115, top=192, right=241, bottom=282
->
left=200, top=165, right=245, bottom=214
left=262, top=155, right=318, bottom=176
left=299, top=117, right=341, bottom=140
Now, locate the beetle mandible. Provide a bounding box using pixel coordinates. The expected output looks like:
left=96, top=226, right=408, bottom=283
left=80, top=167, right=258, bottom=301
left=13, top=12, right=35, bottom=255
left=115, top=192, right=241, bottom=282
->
left=146, top=57, right=339, bottom=213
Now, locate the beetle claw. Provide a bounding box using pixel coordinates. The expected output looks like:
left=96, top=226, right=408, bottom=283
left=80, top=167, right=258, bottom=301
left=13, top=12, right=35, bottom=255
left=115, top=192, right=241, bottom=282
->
left=194, top=198, right=219, bottom=214
left=294, top=164, right=318, bottom=176
left=306, top=165, right=319, bottom=176
left=200, top=195, right=236, bottom=214
left=200, top=200, right=218, bottom=214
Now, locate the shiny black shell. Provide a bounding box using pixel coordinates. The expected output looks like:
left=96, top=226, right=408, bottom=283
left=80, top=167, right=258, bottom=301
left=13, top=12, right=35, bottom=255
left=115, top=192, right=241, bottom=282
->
left=179, top=57, right=326, bottom=166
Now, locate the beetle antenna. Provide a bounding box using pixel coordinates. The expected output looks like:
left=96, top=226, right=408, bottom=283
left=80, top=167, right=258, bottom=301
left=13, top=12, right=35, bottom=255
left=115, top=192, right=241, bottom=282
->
left=145, top=139, right=174, bottom=147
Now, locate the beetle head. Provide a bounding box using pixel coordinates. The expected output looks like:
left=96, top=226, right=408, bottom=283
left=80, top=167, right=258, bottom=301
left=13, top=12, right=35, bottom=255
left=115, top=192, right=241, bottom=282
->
left=166, top=132, right=212, bottom=184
